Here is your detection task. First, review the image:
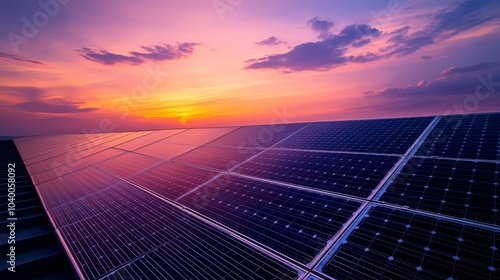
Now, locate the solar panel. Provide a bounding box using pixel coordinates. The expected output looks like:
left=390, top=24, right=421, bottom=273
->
left=15, top=134, right=83, bottom=160
left=27, top=133, right=131, bottom=162
left=304, top=274, right=323, bottom=280
left=318, top=206, right=499, bottom=280
left=113, top=129, right=185, bottom=151
left=161, top=127, right=239, bottom=145
left=23, top=145, right=76, bottom=165
left=177, top=175, right=362, bottom=264
left=30, top=148, right=126, bottom=185
left=129, top=161, right=221, bottom=200
left=276, top=117, right=433, bottom=154
left=420, top=113, right=500, bottom=160
left=99, top=131, right=154, bottom=148
left=134, top=142, right=197, bottom=160
left=25, top=146, right=108, bottom=175
left=9, top=112, right=500, bottom=279
left=36, top=167, right=123, bottom=210
left=237, top=149, right=400, bottom=198
left=378, top=157, right=499, bottom=225
left=50, top=182, right=300, bottom=279
left=172, top=145, right=263, bottom=171
left=206, top=123, right=308, bottom=148
left=95, top=152, right=165, bottom=179
left=19, top=132, right=137, bottom=166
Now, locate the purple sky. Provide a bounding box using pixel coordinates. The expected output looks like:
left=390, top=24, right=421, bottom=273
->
left=1, top=0, right=499, bottom=136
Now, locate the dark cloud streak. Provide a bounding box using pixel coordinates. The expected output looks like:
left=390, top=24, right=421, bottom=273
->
left=440, top=62, right=500, bottom=76
left=363, top=62, right=500, bottom=97
left=419, top=56, right=433, bottom=60
left=0, top=52, right=44, bottom=65
left=131, top=43, right=200, bottom=61
left=2, top=86, right=98, bottom=114
left=13, top=99, right=98, bottom=114
left=77, top=42, right=201, bottom=65
left=255, top=36, right=287, bottom=46
left=77, top=48, right=143, bottom=65
left=430, top=0, right=499, bottom=38
left=308, top=17, right=334, bottom=38
left=246, top=24, right=381, bottom=72
left=245, top=1, right=499, bottom=73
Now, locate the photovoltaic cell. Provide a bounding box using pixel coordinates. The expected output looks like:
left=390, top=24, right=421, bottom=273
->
left=113, top=129, right=185, bottom=151
left=95, top=152, right=164, bottom=179
left=19, top=132, right=127, bottom=164
left=134, top=142, right=197, bottom=160
left=379, top=157, right=499, bottom=225
left=172, top=145, right=263, bottom=171
left=31, top=170, right=63, bottom=186
left=23, top=146, right=75, bottom=165
left=99, top=131, right=153, bottom=148
left=51, top=182, right=298, bottom=279
left=48, top=183, right=124, bottom=229
left=36, top=167, right=123, bottom=210
left=304, top=274, right=323, bottom=280
left=178, top=175, right=362, bottom=264
left=206, top=123, right=308, bottom=148
left=276, top=117, right=433, bottom=154
left=30, top=148, right=126, bottom=185
left=129, top=161, right=220, bottom=200
left=320, top=206, right=499, bottom=280
left=161, top=127, right=238, bottom=145
left=74, top=148, right=126, bottom=166
left=25, top=146, right=108, bottom=175
left=420, top=113, right=500, bottom=160
left=15, top=134, right=83, bottom=160
left=13, top=133, right=122, bottom=163
left=11, top=112, right=500, bottom=279
left=86, top=132, right=145, bottom=149
left=237, top=150, right=400, bottom=198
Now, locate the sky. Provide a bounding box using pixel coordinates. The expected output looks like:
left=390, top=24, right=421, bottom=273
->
left=0, top=0, right=499, bottom=136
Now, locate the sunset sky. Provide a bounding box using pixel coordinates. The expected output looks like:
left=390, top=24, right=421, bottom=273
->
left=1, top=0, right=499, bottom=136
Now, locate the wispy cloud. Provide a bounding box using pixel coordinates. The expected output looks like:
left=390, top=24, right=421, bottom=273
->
left=246, top=0, right=499, bottom=73
left=419, top=56, right=433, bottom=60
left=363, top=62, right=500, bottom=97
left=245, top=23, right=381, bottom=72
left=381, top=0, right=498, bottom=57
left=1, top=86, right=98, bottom=114
left=77, top=42, right=201, bottom=65
left=429, top=0, right=499, bottom=38
left=0, top=86, right=45, bottom=99
left=0, top=52, right=44, bottom=65
left=131, top=43, right=200, bottom=61
left=307, top=17, right=334, bottom=39
left=440, top=62, right=500, bottom=76
left=255, top=36, right=287, bottom=46
left=382, top=30, right=434, bottom=57
left=77, top=48, right=143, bottom=65
left=13, top=99, right=98, bottom=113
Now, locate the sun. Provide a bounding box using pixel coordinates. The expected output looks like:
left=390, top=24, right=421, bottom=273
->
left=140, top=106, right=207, bottom=125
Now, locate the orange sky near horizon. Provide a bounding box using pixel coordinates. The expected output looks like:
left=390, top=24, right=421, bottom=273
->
left=1, top=0, right=499, bottom=136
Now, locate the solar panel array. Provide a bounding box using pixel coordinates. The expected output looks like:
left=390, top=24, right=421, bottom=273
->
left=12, top=112, right=500, bottom=279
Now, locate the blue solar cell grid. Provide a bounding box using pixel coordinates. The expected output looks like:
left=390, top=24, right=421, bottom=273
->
left=206, top=123, right=308, bottom=148
left=379, top=157, right=500, bottom=225
left=172, top=145, right=263, bottom=171
left=128, top=161, right=221, bottom=200
left=54, top=182, right=299, bottom=279
left=421, top=113, right=500, bottom=160
left=276, top=117, right=433, bottom=154
left=318, top=206, right=499, bottom=280
left=178, top=175, right=362, bottom=264
left=10, top=113, right=500, bottom=280
left=237, top=149, right=400, bottom=198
